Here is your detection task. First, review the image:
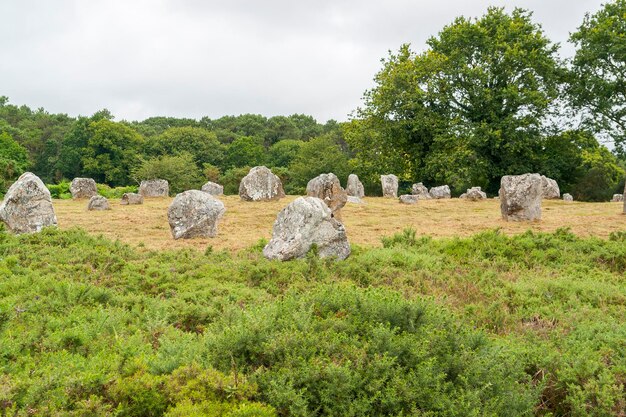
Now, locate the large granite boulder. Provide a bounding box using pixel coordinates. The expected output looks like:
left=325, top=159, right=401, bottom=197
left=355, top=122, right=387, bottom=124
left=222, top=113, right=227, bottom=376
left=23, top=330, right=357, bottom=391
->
left=611, top=194, right=623, bottom=202
left=239, top=166, right=285, bottom=201
left=0, top=172, right=57, bottom=234
left=429, top=185, right=451, bottom=199
left=87, top=195, right=110, bottom=211
left=460, top=186, right=487, bottom=201
left=263, top=197, right=350, bottom=261
left=345, top=174, right=365, bottom=198
left=167, top=190, right=225, bottom=239
left=381, top=174, right=398, bottom=198
left=70, top=178, right=98, bottom=199
left=499, top=173, right=542, bottom=221
left=399, top=195, right=419, bottom=204
left=306, top=173, right=347, bottom=217
left=139, top=179, right=169, bottom=197
left=201, top=181, right=224, bottom=196
left=411, top=182, right=432, bottom=200
left=541, top=175, right=560, bottom=199
left=121, top=193, right=143, bottom=205
left=563, top=193, right=574, bottom=202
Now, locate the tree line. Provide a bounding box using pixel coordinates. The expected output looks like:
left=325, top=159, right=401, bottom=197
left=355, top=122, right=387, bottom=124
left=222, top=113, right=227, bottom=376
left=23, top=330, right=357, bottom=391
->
left=1, top=2, right=625, bottom=200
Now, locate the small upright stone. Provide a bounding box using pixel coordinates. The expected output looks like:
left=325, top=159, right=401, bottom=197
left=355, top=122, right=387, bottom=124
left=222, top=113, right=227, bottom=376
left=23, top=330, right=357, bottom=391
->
left=121, top=193, right=143, bottom=205
left=411, top=182, right=432, bottom=200
left=168, top=190, right=225, bottom=239
left=399, top=195, right=419, bottom=204
left=70, top=178, right=98, bottom=199
left=139, top=179, right=169, bottom=197
left=345, top=174, right=365, bottom=198
left=201, top=181, right=224, bottom=196
left=563, top=193, right=574, bottom=202
left=540, top=175, right=560, bottom=199
left=610, top=194, right=623, bottom=202
left=263, top=197, right=350, bottom=261
left=87, top=195, right=110, bottom=211
left=429, top=185, right=451, bottom=199
left=381, top=174, right=398, bottom=198
left=0, top=172, right=57, bottom=234
left=239, top=166, right=285, bottom=201
left=499, top=173, right=542, bottom=221
left=306, top=173, right=347, bottom=217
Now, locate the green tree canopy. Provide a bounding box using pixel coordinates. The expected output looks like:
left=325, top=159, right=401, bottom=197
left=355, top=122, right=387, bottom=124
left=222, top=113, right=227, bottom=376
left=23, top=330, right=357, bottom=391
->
left=147, top=126, right=224, bottom=168
left=268, top=139, right=303, bottom=168
left=132, top=153, right=204, bottom=195
left=224, top=136, right=267, bottom=169
left=0, top=131, right=30, bottom=194
left=289, top=134, right=350, bottom=193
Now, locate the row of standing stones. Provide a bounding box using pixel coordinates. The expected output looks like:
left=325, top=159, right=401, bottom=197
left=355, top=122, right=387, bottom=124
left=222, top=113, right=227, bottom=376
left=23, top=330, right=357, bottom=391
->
left=1, top=169, right=625, bottom=261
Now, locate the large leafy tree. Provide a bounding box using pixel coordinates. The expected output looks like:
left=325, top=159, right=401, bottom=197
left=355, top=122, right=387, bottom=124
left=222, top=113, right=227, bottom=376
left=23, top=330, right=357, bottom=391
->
left=0, top=132, right=30, bottom=194
left=146, top=126, right=224, bottom=168
left=348, top=7, right=563, bottom=193
left=569, top=0, right=626, bottom=156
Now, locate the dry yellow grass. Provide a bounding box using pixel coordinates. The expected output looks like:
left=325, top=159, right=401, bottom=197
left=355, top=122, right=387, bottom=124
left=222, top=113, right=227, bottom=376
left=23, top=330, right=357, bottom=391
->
left=53, top=196, right=626, bottom=251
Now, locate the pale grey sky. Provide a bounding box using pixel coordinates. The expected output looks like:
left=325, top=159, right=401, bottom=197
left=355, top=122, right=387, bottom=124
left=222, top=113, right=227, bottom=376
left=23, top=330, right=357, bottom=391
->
left=0, top=0, right=605, bottom=123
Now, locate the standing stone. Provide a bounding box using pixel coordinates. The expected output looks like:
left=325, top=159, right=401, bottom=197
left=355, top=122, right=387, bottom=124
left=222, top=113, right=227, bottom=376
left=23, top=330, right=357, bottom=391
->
left=347, top=196, right=364, bottom=204
left=70, top=178, right=98, bottom=199
left=429, top=185, right=451, bottom=199
left=201, top=181, right=224, bottom=196
left=381, top=174, right=399, bottom=198
left=167, top=190, right=225, bottom=239
left=460, top=186, right=487, bottom=201
left=139, top=179, right=169, bottom=197
left=0, top=172, right=57, bottom=234
left=399, top=195, right=419, bottom=204
left=263, top=197, right=350, bottom=261
left=610, top=194, right=623, bottom=202
left=87, top=195, right=110, bottom=211
left=563, top=193, right=574, bottom=202
left=306, top=173, right=347, bottom=217
left=499, top=173, right=542, bottom=221
left=411, top=182, right=432, bottom=200
left=345, top=174, right=365, bottom=198
left=623, top=183, right=626, bottom=214
left=540, top=175, right=560, bottom=199
left=239, top=166, right=285, bottom=201
left=121, top=193, right=143, bottom=205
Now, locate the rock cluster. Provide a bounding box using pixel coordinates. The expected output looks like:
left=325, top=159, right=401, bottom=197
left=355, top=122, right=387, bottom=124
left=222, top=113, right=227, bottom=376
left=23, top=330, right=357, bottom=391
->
left=540, top=175, right=560, bottom=199
left=381, top=174, right=398, bottom=198
left=167, top=190, right=225, bottom=239
left=239, top=166, right=285, bottom=201
left=0, top=172, right=57, bottom=234
left=460, top=186, right=487, bottom=201
left=499, top=173, right=542, bottom=221
left=70, top=178, right=98, bottom=199
left=121, top=193, right=143, bottom=205
left=306, top=173, right=347, bottom=217
left=201, top=181, right=224, bottom=196
left=263, top=197, right=350, bottom=261
left=139, top=179, right=169, bottom=197
left=429, top=185, right=451, bottom=199
left=411, top=182, right=431, bottom=200
left=87, top=195, right=110, bottom=211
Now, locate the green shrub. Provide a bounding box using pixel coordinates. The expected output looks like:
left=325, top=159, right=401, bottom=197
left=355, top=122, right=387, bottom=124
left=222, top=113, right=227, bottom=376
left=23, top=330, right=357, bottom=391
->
left=47, top=180, right=71, bottom=199
left=96, top=183, right=138, bottom=199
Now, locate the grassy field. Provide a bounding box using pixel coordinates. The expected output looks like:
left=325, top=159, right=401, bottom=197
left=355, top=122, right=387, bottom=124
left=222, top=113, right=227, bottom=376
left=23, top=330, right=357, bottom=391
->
left=53, top=196, right=626, bottom=251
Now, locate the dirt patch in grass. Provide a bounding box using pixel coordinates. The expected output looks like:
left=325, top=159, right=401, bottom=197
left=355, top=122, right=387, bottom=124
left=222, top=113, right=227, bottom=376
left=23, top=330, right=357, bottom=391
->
left=53, top=196, right=626, bottom=251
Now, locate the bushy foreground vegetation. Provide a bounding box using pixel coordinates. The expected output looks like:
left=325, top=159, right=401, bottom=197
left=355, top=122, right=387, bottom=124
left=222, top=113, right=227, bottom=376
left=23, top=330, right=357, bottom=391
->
left=1, top=227, right=625, bottom=416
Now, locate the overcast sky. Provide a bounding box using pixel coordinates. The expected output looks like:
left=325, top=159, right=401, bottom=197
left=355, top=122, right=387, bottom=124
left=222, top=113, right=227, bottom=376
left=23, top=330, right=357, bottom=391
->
left=0, top=0, right=606, bottom=123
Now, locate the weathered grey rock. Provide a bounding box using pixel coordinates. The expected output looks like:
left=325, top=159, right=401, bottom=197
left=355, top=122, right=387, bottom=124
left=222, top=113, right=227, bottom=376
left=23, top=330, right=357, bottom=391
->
left=120, top=193, right=143, bottom=205
left=70, top=178, right=98, bottom=199
left=499, top=173, right=542, bottom=221
left=623, top=183, right=626, bottom=214
left=167, top=190, right=225, bottom=239
left=306, top=173, right=347, bottom=217
left=239, top=166, right=285, bottom=201
left=460, top=186, right=487, bottom=201
left=399, top=194, right=419, bottom=204
left=87, top=195, right=110, bottom=211
left=381, top=174, right=398, bottom=198
left=345, top=174, right=365, bottom=198
left=347, top=196, right=364, bottom=204
left=411, top=182, right=432, bottom=200
left=0, top=172, right=57, bottom=234
left=139, top=179, right=169, bottom=197
left=201, top=181, right=224, bottom=196
left=563, top=193, right=574, bottom=202
left=541, top=175, right=560, bottom=199
left=610, top=194, right=623, bottom=202
left=429, top=185, right=451, bottom=199
left=263, top=197, right=350, bottom=261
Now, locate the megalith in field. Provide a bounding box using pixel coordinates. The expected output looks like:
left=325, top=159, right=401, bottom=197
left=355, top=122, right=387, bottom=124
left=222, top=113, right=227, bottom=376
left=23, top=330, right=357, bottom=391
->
left=87, top=195, right=110, bottom=211
left=411, top=182, right=431, bottom=200
left=611, top=194, right=623, bottom=202
left=167, top=190, right=225, bottom=239
left=263, top=197, right=350, bottom=261
left=381, top=174, right=398, bottom=198
left=499, top=173, right=542, bottom=221
left=345, top=174, right=365, bottom=198
left=139, top=179, right=169, bottom=197
left=429, top=185, right=451, bottom=199
left=623, top=183, right=626, bottom=214
left=306, top=173, right=347, bottom=217
left=121, top=193, right=143, bottom=205
left=239, top=166, right=285, bottom=201
left=399, top=195, right=419, bottom=204
left=201, top=181, right=224, bottom=196
left=0, top=172, right=57, bottom=234
left=563, top=193, right=574, bottom=202
left=540, top=175, right=560, bottom=199
left=460, top=186, right=487, bottom=201
left=70, top=178, right=98, bottom=199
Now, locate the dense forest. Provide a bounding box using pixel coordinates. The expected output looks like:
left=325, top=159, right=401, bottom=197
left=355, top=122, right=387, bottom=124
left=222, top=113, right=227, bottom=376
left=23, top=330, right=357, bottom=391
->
left=1, top=3, right=625, bottom=200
